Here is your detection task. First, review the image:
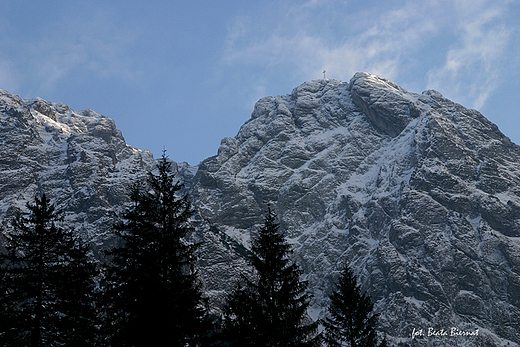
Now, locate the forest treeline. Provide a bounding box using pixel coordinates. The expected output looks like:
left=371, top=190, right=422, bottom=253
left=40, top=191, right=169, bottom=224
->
left=0, top=153, right=386, bottom=347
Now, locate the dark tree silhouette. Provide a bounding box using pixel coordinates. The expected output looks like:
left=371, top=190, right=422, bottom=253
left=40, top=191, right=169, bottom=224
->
left=323, top=263, right=386, bottom=347
left=103, top=152, right=211, bottom=346
left=223, top=207, right=320, bottom=347
left=0, top=194, right=99, bottom=347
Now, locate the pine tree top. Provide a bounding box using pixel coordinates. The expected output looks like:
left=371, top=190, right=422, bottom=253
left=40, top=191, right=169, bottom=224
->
left=323, top=263, right=385, bottom=347
left=224, top=206, right=320, bottom=347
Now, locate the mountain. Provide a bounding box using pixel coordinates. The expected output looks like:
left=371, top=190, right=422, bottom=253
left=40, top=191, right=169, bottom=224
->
left=0, top=89, right=156, bottom=249
left=1, top=73, right=520, bottom=346
left=191, top=73, right=520, bottom=346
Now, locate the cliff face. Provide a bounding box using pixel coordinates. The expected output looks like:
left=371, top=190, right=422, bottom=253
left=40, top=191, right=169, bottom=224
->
left=1, top=72, right=519, bottom=346
left=192, top=73, right=520, bottom=346
left=0, top=89, right=156, bottom=246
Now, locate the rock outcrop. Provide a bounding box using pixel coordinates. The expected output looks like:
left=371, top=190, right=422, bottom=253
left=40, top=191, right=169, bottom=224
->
left=1, top=72, right=519, bottom=346
left=192, top=73, right=520, bottom=346
left=0, top=89, right=156, bottom=247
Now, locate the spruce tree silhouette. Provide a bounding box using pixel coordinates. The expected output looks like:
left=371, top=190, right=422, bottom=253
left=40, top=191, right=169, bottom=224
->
left=223, top=207, right=320, bottom=347
left=103, top=151, right=211, bottom=346
left=323, top=263, right=386, bottom=347
left=0, top=194, right=99, bottom=346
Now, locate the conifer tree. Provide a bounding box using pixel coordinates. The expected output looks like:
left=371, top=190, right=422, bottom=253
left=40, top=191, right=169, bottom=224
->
left=323, top=263, right=386, bottom=347
left=103, top=151, right=210, bottom=346
left=223, top=207, right=320, bottom=347
left=0, top=194, right=99, bottom=347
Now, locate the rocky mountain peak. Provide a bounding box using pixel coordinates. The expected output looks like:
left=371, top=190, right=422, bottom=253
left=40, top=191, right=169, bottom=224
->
left=192, top=72, right=520, bottom=346
left=1, top=73, right=520, bottom=346
left=348, top=72, right=423, bottom=137
left=0, top=89, right=155, bottom=245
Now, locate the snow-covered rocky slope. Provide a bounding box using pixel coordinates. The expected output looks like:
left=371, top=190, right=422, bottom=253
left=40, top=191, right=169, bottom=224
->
left=1, top=72, right=519, bottom=346
left=192, top=73, right=520, bottom=346
left=0, top=89, right=156, bottom=247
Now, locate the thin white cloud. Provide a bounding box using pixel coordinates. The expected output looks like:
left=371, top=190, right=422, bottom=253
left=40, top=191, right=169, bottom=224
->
left=427, top=0, right=513, bottom=109
left=0, top=9, right=142, bottom=95
left=221, top=0, right=516, bottom=111
left=29, top=39, right=89, bottom=93
left=221, top=1, right=440, bottom=95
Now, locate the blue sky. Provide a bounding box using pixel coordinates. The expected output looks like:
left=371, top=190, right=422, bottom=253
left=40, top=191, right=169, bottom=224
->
left=1, top=0, right=520, bottom=165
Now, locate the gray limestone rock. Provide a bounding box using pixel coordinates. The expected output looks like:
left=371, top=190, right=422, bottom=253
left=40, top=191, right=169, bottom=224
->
left=190, top=74, right=520, bottom=346
left=0, top=89, right=156, bottom=248
left=1, top=72, right=520, bottom=346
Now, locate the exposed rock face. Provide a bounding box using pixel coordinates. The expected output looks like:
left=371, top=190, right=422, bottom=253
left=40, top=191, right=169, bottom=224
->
left=1, top=72, right=520, bottom=346
left=0, top=89, right=156, bottom=246
left=191, top=73, right=520, bottom=346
